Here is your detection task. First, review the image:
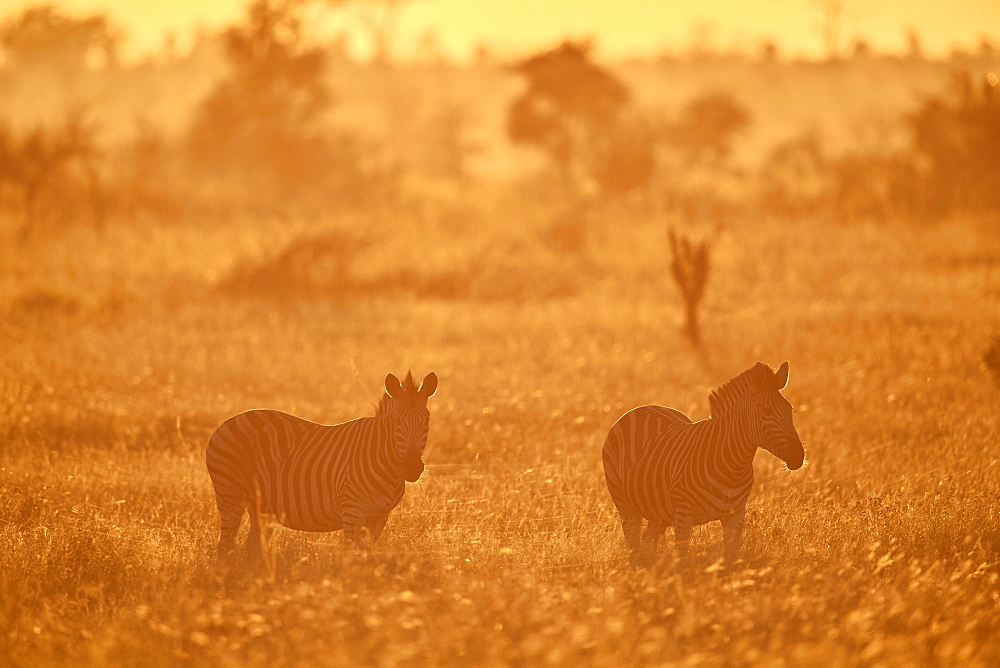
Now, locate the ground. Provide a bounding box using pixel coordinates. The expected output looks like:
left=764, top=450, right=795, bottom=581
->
left=1, top=208, right=998, bottom=664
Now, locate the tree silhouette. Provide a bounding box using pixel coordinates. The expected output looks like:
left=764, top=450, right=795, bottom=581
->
left=342, top=0, right=422, bottom=65
left=907, top=70, right=1000, bottom=213
left=0, top=5, right=119, bottom=70
left=0, top=117, right=103, bottom=242
left=671, top=93, right=750, bottom=166
left=590, top=115, right=656, bottom=196
left=814, top=0, right=846, bottom=60
left=187, top=0, right=332, bottom=195
left=507, top=41, right=630, bottom=191
left=668, top=228, right=710, bottom=346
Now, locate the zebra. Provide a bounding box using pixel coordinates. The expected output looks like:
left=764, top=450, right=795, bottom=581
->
left=602, top=361, right=804, bottom=562
left=206, top=371, right=438, bottom=561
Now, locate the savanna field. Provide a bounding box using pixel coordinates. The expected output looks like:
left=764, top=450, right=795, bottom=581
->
left=2, top=206, right=998, bottom=665
left=2, top=2, right=1000, bottom=664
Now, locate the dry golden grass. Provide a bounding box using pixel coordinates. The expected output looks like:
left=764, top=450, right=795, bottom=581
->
left=1, top=206, right=999, bottom=665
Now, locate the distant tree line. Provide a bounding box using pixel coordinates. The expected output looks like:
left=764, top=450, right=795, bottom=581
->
left=761, top=70, right=1000, bottom=221
left=0, top=1, right=997, bottom=242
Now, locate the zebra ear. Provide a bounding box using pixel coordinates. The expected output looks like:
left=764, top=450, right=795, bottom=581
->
left=418, top=372, right=438, bottom=399
left=385, top=373, right=403, bottom=397
left=775, top=361, right=790, bottom=390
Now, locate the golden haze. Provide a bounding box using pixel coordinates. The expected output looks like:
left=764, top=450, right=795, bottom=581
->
left=1, top=0, right=999, bottom=665
left=33, top=0, right=1000, bottom=60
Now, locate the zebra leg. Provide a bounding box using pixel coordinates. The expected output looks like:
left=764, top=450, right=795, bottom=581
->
left=721, top=505, right=746, bottom=564
left=214, top=492, right=246, bottom=562
left=642, top=520, right=667, bottom=552
left=343, top=505, right=373, bottom=548
left=362, top=513, right=389, bottom=545
left=246, top=505, right=273, bottom=565
left=246, top=509, right=262, bottom=556
left=617, top=508, right=643, bottom=551
left=671, top=496, right=695, bottom=561
left=673, top=523, right=693, bottom=560
left=605, top=463, right=641, bottom=551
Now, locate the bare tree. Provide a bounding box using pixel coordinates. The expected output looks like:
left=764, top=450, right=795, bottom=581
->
left=507, top=40, right=639, bottom=194
left=813, top=0, right=846, bottom=60
left=668, top=228, right=710, bottom=346
left=327, top=0, right=423, bottom=65
left=187, top=0, right=332, bottom=195
left=0, top=5, right=120, bottom=70
left=0, top=117, right=103, bottom=243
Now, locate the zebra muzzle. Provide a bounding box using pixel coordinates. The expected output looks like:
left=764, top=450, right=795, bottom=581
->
left=785, top=443, right=805, bottom=470
left=402, top=454, right=425, bottom=482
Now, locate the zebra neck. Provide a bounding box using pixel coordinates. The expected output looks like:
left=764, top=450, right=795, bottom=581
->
left=706, top=416, right=758, bottom=471
left=369, top=413, right=403, bottom=460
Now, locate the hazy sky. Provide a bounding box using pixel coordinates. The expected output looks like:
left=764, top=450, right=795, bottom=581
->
left=10, top=0, right=1000, bottom=61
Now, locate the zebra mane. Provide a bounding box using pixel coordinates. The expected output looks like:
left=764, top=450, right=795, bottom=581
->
left=708, top=363, right=774, bottom=416
left=401, top=371, right=418, bottom=392
left=375, top=392, right=394, bottom=417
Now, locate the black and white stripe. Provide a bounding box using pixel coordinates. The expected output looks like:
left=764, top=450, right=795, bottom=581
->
left=206, top=371, right=438, bottom=559
left=602, top=361, right=804, bottom=560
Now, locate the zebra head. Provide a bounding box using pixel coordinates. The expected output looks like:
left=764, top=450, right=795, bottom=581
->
left=384, top=371, right=438, bottom=482
left=750, top=361, right=805, bottom=470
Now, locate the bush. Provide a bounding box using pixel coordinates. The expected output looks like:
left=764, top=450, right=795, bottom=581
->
left=906, top=70, right=1000, bottom=215
left=670, top=93, right=750, bottom=166
left=186, top=0, right=335, bottom=200
left=0, top=5, right=119, bottom=71
left=507, top=40, right=654, bottom=196
left=219, top=232, right=368, bottom=299
left=0, top=117, right=103, bottom=241
left=590, top=115, right=657, bottom=196
left=985, top=336, right=1000, bottom=387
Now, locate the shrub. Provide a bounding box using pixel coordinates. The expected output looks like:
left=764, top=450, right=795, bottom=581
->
left=590, top=115, right=657, bottom=196
left=906, top=70, right=1000, bottom=215
left=507, top=40, right=654, bottom=196
left=670, top=93, right=750, bottom=167
left=985, top=335, right=1000, bottom=387
left=0, top=5, right=119, bottom=71
left=186, top=0, right=334, bottom=199
left=0, top=117, right=103, bottom=242
left=219, top=232, right=368, bottom=299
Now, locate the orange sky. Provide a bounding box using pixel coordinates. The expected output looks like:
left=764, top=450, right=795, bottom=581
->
left=8, top=0, right=1000, bottom=61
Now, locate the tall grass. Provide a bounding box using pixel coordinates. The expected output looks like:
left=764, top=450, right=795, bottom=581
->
left=2, top=205, right=998, bottom=664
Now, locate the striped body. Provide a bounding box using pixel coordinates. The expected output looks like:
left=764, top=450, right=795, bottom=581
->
left=206, top=372, right=437, bottom=559
left=208, top=409, right=404, bottom=534
left=604, top=406, right=755, bottom=529
left=603, top=362, right=804, bottom=560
